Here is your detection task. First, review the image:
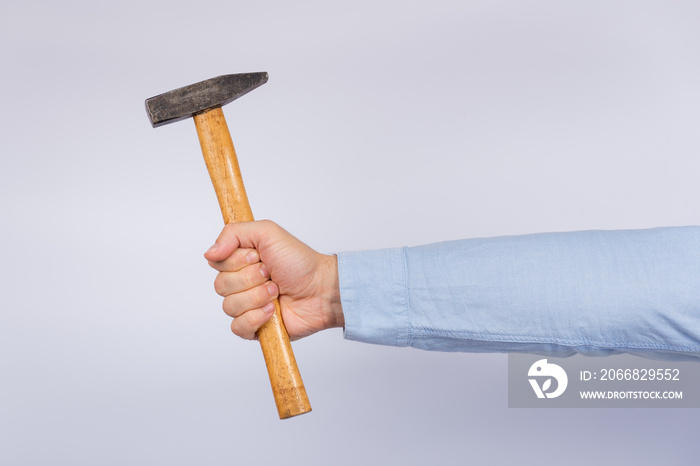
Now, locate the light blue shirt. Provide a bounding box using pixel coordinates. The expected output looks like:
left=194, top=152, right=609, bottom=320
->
left=337, top=227, right=700, bottom=357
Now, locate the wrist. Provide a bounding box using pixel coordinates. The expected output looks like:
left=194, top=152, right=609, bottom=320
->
left=320, top=253, right=344, bottom=329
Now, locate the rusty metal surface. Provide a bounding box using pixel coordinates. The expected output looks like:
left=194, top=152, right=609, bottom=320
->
left=145, top=72, right=268, bottom=127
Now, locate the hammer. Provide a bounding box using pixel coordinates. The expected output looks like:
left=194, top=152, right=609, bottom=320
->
left=145, top=73, right=311, bottom=419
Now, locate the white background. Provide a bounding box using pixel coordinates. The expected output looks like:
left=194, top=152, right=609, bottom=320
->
left=2, top=1, right=699, bottom=464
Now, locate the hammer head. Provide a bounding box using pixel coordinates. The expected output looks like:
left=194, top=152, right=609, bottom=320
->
left=145, top=72, right=268, bottom=128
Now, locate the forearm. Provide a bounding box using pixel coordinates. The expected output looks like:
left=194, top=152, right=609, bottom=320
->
left=338, top=227, right=700, bottom=357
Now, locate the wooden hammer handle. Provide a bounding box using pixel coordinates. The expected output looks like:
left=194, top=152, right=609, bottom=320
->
left=194, top=107, right=311, bottom=419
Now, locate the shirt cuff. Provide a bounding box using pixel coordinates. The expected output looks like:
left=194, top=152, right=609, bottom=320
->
left=337, top=247, right=410, bottom=347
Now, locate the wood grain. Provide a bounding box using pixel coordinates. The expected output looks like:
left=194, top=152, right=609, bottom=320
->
left=194, top=107, right=311, bottom=419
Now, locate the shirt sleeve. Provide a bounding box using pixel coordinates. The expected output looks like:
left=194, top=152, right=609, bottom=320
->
left=337, top=226, right=700, bottom=357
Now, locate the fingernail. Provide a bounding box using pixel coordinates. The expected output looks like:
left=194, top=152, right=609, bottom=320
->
left=246, top=251, right=259, bottom=264
left=263, top=302, right=275, bottom=314
left=206, top=243, right=219, bottom=254
left=259, top=264, right=270, bottom=278
left=266, top=283, right=278, bottom=297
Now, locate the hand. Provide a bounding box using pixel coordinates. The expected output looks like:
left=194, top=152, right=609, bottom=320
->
left=204, top=220, right=344, bottom=340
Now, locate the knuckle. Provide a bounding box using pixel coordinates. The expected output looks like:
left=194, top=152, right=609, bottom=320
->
left=222, top=299, right=231, bottom=317
left=242, top=268, right=255, bottom=289
left=245, top=309, right=267, bottom=332
left=222, top=296, right=239, bottom=317
left=230, top=248, right=256, bottom=272
left=243, top=311, right=257, bottom=328
left=213, top=273, right=226, bottom=296
left=233, top=247, right=248, bottom=265
left=254, top=283, right=272, bottom=306
left=230, top=320, right=246, bottom=339
left=231, top=316, right=255, bottom=340
left=260, top=219, right=280, bottom=233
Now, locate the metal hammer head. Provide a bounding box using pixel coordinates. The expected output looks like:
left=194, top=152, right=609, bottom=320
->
left=145, top=72, right=268, bottom=128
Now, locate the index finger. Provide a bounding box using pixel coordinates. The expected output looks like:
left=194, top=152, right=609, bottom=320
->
left=208, top=248, right=260, bottom=272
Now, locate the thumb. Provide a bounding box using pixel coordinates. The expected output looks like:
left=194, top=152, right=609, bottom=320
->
left=203, top=221, right=278, bottom=262
left=203, top=223, right=242, bottom=262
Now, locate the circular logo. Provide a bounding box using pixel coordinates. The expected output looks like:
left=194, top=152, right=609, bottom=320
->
left=528, top=359, right=568, bottom=399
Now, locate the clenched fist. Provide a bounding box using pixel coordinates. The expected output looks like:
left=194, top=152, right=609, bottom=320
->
left=204, top=220, right=344, bottom=340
